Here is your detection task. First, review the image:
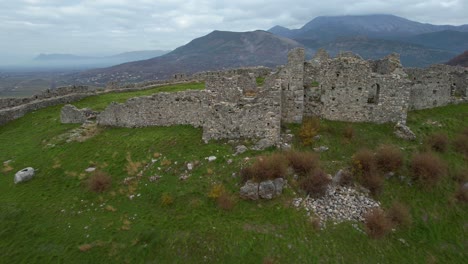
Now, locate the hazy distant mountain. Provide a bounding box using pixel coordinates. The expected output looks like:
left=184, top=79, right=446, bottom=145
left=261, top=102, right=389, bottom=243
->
left=72, top=30, right=303, bottom=85
left=446, top=51, right=468, bottom=67
left=32, top=50, right=170, bottom=69
left=268, top=14, right=468, bottom=67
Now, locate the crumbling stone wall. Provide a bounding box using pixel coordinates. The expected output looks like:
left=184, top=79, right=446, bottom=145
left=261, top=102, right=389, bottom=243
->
left=280, top=48, right=305, bottom=123
left=97, top=90, right=208, bottom=128
left=202, top=74, right=282, bottom=144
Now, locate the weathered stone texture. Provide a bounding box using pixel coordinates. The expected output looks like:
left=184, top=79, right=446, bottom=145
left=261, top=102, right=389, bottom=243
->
left=98, top=90, right=208, bottom=128
left=281, top=48, right=305, bottom=123
left=61, top=104, right=97, bottom=124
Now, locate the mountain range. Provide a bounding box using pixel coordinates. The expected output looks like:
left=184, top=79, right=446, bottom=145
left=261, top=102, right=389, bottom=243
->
left=71, top=30, right=302, bottom=85
left=70, top=14, right=468, bottom=85
left=446, top=51, right=468, bottom=67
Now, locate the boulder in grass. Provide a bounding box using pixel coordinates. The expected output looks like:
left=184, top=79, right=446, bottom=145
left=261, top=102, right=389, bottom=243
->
left=14, top=167, right=35, bottom=184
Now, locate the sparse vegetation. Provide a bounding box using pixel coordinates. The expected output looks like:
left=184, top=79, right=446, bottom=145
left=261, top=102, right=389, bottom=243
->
left=410, top=152, right=447, bottom=187
left=343, top=124, right=355, bottom=140
left=300, top=169, right=331, bottom=198
left=364, top=208, right=393, bottom=239
left=86, top=170, right=112, bottom=193
left=426, top=133, right=449, bottom=152
left=375, top=144, right=403, bottom=172
left=256, top=77, right=265, bottom=86
left=299, top=117, right=320, bottom=146
left=386, top=202, right=412, bottom=228
left=453, top=129, right=468, bottom=158
left=310, top=81, right=320, bottom=87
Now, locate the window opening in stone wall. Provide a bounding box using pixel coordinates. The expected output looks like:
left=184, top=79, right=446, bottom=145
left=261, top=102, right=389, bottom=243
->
left=367, top=83, right=380, bottom=104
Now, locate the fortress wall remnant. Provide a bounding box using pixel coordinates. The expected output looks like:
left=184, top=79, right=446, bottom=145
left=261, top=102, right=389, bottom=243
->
left=280, top=48, right=305, bottom=123
left=202, top=74, right=282, bottom=144
left=406, top=65, right=455, bottom=110
left=97, top=90, right=208, bottom=128
left=302, top=53, right=410, bottom=123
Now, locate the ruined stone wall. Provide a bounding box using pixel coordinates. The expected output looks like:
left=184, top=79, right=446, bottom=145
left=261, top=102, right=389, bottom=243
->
left=0, top=85, right=92, bottom=110
left=97, top=90, right=208, bottom=128
left=280, top=48, right=305, bottom=123
left=406, top=65, right=455, bottom=110
left=202, top=74, right=282, bottom=144
left=0, top=92, right=93, bottom=125
left=302, top=55, right=410, bottom=123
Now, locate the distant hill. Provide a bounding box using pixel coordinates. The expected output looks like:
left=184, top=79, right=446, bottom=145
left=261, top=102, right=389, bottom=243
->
left=268, top=14, right=468, bottom=67
left=446, top=51, right=468, bottom=67
left=72, top=30, right=304, bottom=85
left=33, top=50, right=170, bottom=69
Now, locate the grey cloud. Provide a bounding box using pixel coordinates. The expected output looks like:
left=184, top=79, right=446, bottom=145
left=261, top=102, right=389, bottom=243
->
left=0, top=0, right=467, bottom=64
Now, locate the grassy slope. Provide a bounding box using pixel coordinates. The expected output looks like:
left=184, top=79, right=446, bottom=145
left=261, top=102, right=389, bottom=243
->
left=0, top=83, right=466, bottom=263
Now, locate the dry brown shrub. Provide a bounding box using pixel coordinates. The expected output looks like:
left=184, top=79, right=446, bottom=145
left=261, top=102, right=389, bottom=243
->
left=299, top=117, right=320, bottom=146
left=410, top=152, right=447, bottom=187
left=364, top=208, right=393, bottom=239
left=386, top=202, right=412, bottom=228
left=343, top=124, right=355, bottom=140
left=86, top=171, right=112, bottom=193
left=78, top=244, right=93, bottom=252
left=454, top=184, right=468, bottom=203
left=453, top=133, right=468, bottom=158
left=240, top=153, right=288, bottom=182
left=426, top=133, right=449, bottom=152
left=217, top=192, right=236, bottom=211
left=361, top=170, right=384, bottom=196
left=352, top=149, right=376, bottom=174
left=285, top=151, right=320, bottom=176
left=125, top=153, right=142, bottom=176
left=300, top=169, right=331, bottom=198
left=375, top=144, right=404, bottom=172
left=160, top=193, right=174, bottom=206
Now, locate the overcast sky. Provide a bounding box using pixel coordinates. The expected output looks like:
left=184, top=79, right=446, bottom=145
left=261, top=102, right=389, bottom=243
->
left=1, top=0, right=467, bottom=63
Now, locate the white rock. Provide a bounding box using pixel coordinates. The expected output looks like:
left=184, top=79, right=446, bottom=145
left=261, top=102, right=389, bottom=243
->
left=85, top=167, right=96, bottom=173
left=14, top=167, right=35, bottom=184
left=187, top=163, right=193, bottom=170
left=207, top=156, right=217, bottom=162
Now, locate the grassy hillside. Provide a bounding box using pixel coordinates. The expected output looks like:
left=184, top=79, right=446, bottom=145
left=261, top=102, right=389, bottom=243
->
left=0, top=83, right=466, bottom=263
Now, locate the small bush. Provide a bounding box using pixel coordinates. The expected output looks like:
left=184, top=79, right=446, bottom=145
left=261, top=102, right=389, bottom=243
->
left=299, top=117, right=320, bottom=146
left=87, top=171, right=112, bottom=193
left=300, top=169, right=331, bottom=198
left=343, top=125, right=355, bottom=140
left=375, top=145, right=404, bottom=172
left=386, top=202, right=412, bottom=228
left=217, top=193, right=235, bottom=211
left=125, top=153, right=142, bottom=176
left=364, top=208, right=393, bottom=239
left=241, top=153, right=288, bottom=182
left=454, top=184, right=468, bottom=203
left=208, top=183, right=225, bottom=199
left=285, top=151, right=320, bottom=176
left=410, top=152, right=447, bottom=187
left=352, top=149, right=376, bottom=174
left=453, top=133, right=468, bottom=158
left=426, top=133, right=449, bottom=152
left=361, top=170, right=384, bottom=196
left=161, top=193, right=174, bottom=206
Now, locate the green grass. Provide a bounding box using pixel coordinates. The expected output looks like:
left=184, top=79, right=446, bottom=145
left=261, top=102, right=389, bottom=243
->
left=0, top=83, right=467, bottom=263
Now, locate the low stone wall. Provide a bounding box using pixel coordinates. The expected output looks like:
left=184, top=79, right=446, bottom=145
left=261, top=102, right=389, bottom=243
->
left=97, top=90, right=208, bottom=128
left=0, top=92, right=93, bottom=125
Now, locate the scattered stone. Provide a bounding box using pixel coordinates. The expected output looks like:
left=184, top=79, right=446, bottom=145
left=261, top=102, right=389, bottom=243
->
left=385, top=172, right=395, bottom=179
left=273, top=178, right=285, bottom=196
left=394, top=121, right=416, bottom=140
left=332, top=170, right=344, bottom=185
left=61, top=104, right=97, bottom=124
left=207, top=156, right=217, bottom=162
left=227, top=159, right=233, bottom=165
left=314, top=146, right=329, bottom=152
left=313, top=135, right=321, bottom=141
left=14, top=167, right=35, bottom=184
left=148, top=175, right=161, bottom=182
left=123, top=177, right=136, bottom=185
left=240, top=180, right=259, bottom=200
left=259, top=180, right=276, bottom=199
left=293, top=185, right=380, bottom=224
left=85, top=167, right=96, bottom=173
left=235, top=145, right=248, bottom=155
left=186, top=163, right=193, bottom=171
left=179, top=174, right=190, bottom=181
left=253, top=138, right=273, bottom=150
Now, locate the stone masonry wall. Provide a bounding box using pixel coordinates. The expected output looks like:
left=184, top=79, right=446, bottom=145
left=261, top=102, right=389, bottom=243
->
left=202, top=74, right=282, bottom=144
left=97, top=90, right=208, bottom=128
left=280, top=48, right=305, bottom=123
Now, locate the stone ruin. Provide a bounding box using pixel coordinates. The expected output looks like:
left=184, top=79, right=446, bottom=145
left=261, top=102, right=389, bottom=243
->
left=93, top=48, right=467, bottom=147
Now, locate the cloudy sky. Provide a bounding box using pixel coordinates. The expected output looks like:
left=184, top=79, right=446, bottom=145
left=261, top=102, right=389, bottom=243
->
left=1, top=0, right=467, bottom=63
